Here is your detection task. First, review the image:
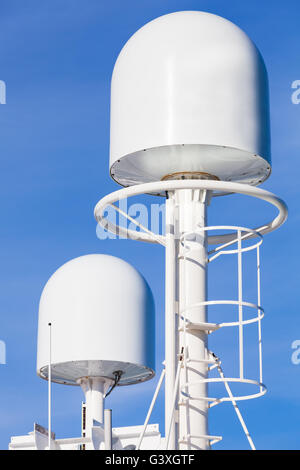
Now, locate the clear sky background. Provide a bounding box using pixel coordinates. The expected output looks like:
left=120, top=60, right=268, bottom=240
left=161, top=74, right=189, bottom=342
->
left=0, top=0, right=299, bottom=450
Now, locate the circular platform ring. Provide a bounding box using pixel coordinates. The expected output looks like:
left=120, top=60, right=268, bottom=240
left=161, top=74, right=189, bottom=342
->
left=94, top=180, right=288, bottom=245
left=180, top=377, right=267, bottom=403
left=180, top=225, right=263, bottom=255
left=180, top=300, right=265, bottom=329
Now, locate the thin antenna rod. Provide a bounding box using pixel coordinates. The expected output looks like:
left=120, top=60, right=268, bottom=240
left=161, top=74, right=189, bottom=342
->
left=48, top=322, right=52, bottom=450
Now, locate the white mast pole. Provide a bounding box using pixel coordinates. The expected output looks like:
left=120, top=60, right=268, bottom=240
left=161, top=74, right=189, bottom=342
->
left=177, top=188, right=209, bottom=450
left=165, top=188, right=210, bottom=450
left=78, top=377, right=112, bottom=450
left=165, top=193, right=178, bottom=449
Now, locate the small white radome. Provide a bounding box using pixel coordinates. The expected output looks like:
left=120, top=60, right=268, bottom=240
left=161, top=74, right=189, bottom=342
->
left=37, top=254, right=155, bottom=386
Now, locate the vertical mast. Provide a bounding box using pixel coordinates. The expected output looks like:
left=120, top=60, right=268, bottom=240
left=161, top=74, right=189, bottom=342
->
left=165, top=188, right=210, bottom=450
left=177, top=189, right=209, bottom=450
left=79, top=377, right=111, bottom=450
left=164, top=193, right=178, bottom=449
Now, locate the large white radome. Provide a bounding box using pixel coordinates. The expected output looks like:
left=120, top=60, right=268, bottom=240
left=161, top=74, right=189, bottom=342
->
left=37, top=254, right=155, bottom=385
left=110, top=11, right=271, bottom=188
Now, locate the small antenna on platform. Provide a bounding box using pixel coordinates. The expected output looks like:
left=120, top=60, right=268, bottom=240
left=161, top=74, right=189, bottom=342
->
left=48, top=322, right=52, bottom=451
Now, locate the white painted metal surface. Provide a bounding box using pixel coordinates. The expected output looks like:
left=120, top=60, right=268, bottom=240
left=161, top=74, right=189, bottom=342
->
left=10, top=11, right=288, bottom=452
left=110, top=11, right=271, bottom=187
left=94, top=179, right=287, bottom=449
left=9, top=423, right=163, bottom=451
left=94, top=180, right=287, bottom=245
left=177, top=189, right=209, bottom=450
left=164, top=195, right=177, bottom=449
left=78, top=377, right=112, bottom=450
left=79, top=378, right=110, bottom=425
left=47, top=323, right=52, bottom=450
left=112, top=424, right=163, bottom=450
left=164, top=189, right=211, bottom=450
left=37, top=254, right=155, bottom=385
left=104, top=409, right=112, bottom=450
left=136, top=368, right=166, bottom=450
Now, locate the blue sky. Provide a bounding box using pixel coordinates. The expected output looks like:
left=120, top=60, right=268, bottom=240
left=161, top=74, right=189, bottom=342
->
left=0, top=0, right=299, bottom=450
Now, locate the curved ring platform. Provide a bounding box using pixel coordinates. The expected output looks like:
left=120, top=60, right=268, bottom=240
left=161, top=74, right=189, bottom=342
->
left=94, top=180, right=287, bottom=245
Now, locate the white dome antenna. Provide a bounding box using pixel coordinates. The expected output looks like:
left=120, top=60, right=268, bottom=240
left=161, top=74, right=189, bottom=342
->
left=37, top=254, right=155, bottom=449
left=110, top=11, right=271, bottom=189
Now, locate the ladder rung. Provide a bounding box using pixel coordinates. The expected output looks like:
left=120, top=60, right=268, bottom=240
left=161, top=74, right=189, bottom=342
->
left=179, top=321, right=220, bottom=332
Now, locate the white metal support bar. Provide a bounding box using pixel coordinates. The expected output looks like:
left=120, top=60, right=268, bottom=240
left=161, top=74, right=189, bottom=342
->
left=165, top=193, right=178, bottom=449
left=110, top=203, right=166, bottom=246
left=213, top=354, right=255, bottom=450
left=237, top=230, right=244, bottom=379
left=48, top=322, right=52, bottom=450
left=136, top=368, right=166, bottom=450
left=166, top=357, right=183, bottom=450
left=257, top=246, right=263, bottom=386
left=104, top=409, right=112, bottom=450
